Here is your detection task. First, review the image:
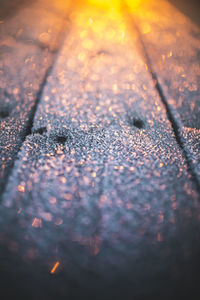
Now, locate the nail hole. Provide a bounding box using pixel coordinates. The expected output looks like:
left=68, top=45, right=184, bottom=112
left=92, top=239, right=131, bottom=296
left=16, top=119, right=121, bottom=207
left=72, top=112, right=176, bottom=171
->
left=90, top=49, right=110, bottom=59
left=96, top=49, right=110, bottom=56
left=0, top=110, right=9, bottom=119
left=133, top=119, right=144, bottom=129
left=55, top=136, right=67, bottom=145
left=33, top=127, right=47, bottom=135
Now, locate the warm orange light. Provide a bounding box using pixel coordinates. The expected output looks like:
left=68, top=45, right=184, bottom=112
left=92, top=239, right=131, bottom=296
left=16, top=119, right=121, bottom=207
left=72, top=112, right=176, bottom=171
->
left=88, top=0, right=142, bottom=10
left=32, top=218, right=42, bottom=228
left=88, top=0, right=121, bottom=9
left=50, top=261, right=60, bottom=274
left=18, top=185, right=25, bottom=192
left=125, top=0, right=142, bottom=12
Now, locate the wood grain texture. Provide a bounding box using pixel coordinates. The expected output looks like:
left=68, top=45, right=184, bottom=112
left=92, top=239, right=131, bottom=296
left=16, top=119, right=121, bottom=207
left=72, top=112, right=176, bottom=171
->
left=129, top=0, right=200, bottom=180
left=0, top=3, right=199, bottom=299
left=0, top=0, right=72, bottom=194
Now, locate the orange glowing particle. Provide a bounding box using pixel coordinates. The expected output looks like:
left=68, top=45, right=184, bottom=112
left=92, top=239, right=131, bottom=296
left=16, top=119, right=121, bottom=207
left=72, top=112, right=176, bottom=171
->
left=160, top=184, right=166, bottom=190
left=44, top=96, right=49, bottom=102
left=60, top=177, right=67, bottom=184
left=32, top=218, right=42, bottom=228
left=18, top=185, right=25, bottom=192
left=157, top=232, right=163, bottom=242
left=92, top=172, right=96, bottom=178
left=112, top=84, right=118, bottom=92
left=64, top=193, right=72, bottom=201
left=13, top=88, right=19, bottom=95
left=39, top=32, right=50, bottom=45
left=126, top=202, right=133, bottom=210
left=56, top=149, right=63, bottom=155
left=49, top=197, right=57, bottom=204
left=55, top=218, right=63, bottom=226
left=50, top=262, right=60, bottom=274
left=51, top=88, right=56, bottom=94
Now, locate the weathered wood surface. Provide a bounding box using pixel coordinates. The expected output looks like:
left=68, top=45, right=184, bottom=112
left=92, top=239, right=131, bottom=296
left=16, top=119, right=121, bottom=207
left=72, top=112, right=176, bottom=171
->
left=169, top=0, right=200, bottom=27
left=0, top=0, right=73, bottom=194
left=0, top=0, right=29, bottom=19
left=0, top=1, right=200, bottom=299
left=128, top=0, right=200, bottom=182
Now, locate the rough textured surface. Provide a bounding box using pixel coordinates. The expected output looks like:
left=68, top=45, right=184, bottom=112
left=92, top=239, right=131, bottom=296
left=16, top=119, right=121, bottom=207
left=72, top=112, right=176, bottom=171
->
left=182, top=127, right=200, bottom=181
left=129, top=0, right=200, bottom=179
left=0, top=0, right=71, bottom=194
left=0, top=4, right=200, bottom=299
left=0, top=42, right=51, bottom=194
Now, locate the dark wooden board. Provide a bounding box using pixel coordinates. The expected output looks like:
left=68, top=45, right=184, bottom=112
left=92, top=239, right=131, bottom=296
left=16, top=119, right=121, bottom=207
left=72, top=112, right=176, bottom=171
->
left=129, top=0, right=200, bottom=181
left=0, top=4, right=199, bottom=299
left=0, top=0, right=71, bottom=194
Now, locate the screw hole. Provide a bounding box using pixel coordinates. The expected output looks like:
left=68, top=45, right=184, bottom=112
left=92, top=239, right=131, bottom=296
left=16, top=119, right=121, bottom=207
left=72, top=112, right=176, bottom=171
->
left=0, top=110, right=9, bottom=119
left=33, top=127, right=47, bottom=135
left=55, top=136, right=67, bottom=145
left=96, top=49, right=110, bottom=56
left=133, top=119, right=144, bottom=129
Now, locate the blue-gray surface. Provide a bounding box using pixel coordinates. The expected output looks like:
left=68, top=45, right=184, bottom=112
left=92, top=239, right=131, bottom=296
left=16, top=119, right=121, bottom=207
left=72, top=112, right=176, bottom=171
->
left=0, top=0, right=71, bottom=194
left=0, top=1, right=200, bottom=300
left=130, top=0, right=200, bottom=181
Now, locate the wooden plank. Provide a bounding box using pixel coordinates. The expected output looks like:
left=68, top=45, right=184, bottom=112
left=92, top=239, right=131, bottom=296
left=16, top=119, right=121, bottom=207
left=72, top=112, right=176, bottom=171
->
left=169, top=0, right=200, bottom=27
left=0, top=42, right=51, bottom=193
left=0, top=1, right=72, bottom=194
left=0, top=1, right=70, bottom=51
left=0, top=0, right=29, bottom=19
left=0, top=4, right=199, bottom=299
left=127, top=0, right=200, bottom=180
